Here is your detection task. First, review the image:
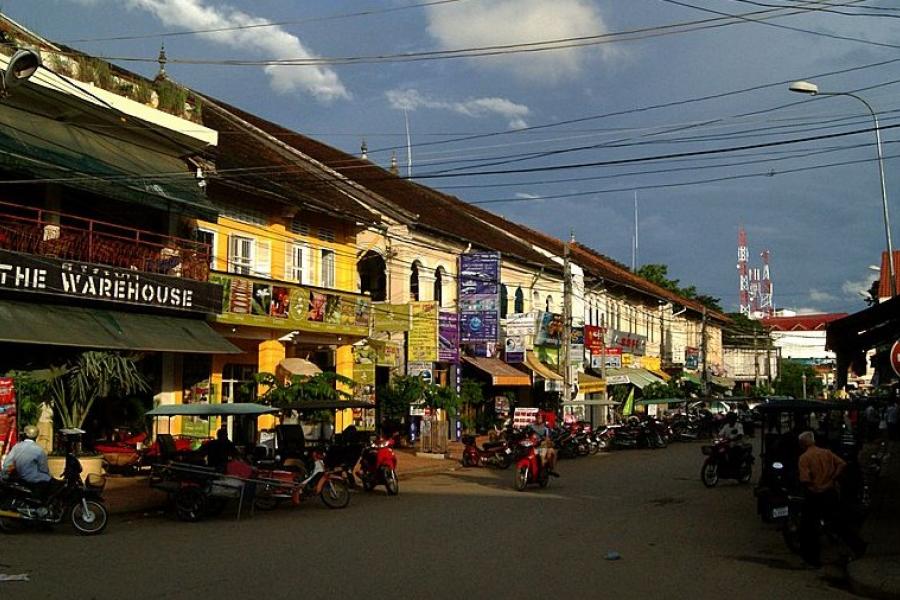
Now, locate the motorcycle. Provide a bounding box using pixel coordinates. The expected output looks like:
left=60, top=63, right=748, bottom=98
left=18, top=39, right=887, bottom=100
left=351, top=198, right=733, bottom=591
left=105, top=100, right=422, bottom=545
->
left=255, top=449, right=351, bottom=510
left=700, top=438, right=754, bottom=487
left=461, top=435, right=512, bottom=469
left=358, top=437, right=399, bottom=495
left=669, top=414, right=699, bottom=441
left=0, top=440, right=109, bottom=535
left=513, top=434, right=550, bottom=491
left=604, top=418, right=666, bottom=450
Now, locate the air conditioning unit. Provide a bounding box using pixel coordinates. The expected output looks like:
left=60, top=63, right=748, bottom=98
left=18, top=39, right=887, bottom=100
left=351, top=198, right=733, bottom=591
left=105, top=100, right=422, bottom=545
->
left=42, top=224, right=60, bottom=241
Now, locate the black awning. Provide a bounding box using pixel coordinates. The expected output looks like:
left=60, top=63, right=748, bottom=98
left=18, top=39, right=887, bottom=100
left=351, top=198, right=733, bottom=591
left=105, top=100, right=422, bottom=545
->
left=826, top=295, right=900, bottom=385
left=0, top=300, right=239, bottom=354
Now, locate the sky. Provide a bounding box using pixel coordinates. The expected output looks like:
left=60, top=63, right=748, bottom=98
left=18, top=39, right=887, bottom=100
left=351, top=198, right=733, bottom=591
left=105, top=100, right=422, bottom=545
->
left=9, top=0, right=900, bottom=315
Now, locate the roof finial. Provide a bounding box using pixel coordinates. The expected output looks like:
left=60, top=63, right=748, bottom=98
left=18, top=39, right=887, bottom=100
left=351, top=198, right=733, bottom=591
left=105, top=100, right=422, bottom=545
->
left=360, top=139, right=368, bottom=160
left=389, top=151, right=399, bottom=176
left=156, top=43, right=167, bottom=80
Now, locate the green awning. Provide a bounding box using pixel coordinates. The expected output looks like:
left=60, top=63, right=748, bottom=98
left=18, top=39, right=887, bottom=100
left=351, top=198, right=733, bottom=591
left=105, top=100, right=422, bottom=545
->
left=0, top=106, right=215, bottom=219
left=635, top=398, right=689, bottom=406
left=603, top=368, right=666, bottom=389
left=0, top=300, right=239, bottom=354
left=146, top=403, right=276, bottom=417
left=708, top=374, right=736, bottom=389
left=681, top=372, right=702, bottom=385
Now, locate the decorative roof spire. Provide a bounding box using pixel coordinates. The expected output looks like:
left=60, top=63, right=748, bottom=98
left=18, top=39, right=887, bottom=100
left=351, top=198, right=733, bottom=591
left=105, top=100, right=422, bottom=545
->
left=360, top=139, right=368, bottom=160
left=389, top=151, right=399, bottom=175
left=156, top=43, right=167, bottom=80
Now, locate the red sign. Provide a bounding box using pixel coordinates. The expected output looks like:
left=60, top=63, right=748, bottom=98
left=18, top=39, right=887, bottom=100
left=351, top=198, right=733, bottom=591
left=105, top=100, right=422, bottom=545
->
left=0, top=377, right=14, bottom=407
left=0, top=377, right=16, bottom=457
left=891, top=340, right=900, bottom=377
left=584, top=325, right=606, bottom=355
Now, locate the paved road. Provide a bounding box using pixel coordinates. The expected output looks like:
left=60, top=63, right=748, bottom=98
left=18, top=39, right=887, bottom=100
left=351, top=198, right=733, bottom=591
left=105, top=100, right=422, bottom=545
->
left=2, top=442, right=860, bottom=600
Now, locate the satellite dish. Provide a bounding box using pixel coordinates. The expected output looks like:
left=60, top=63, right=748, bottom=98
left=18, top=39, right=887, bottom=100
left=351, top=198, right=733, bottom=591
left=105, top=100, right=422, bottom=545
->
left=4, top=49, right=42, bottom=91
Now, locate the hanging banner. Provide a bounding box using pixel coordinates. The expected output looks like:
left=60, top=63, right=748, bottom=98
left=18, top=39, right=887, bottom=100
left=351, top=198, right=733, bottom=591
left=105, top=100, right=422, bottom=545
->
left=685, top=347, right=700, bottom=370
left=0, top=377, right=16, bottom=459
left=459, top=252, right=501, bottom=343
left=438, top=311, right=460, bottom=363
left=211, top=273, right=371, bottom=337
left=373, top=341, right=402, bottom=369
left=590, top=348, right=622, bottom=370
left=353, top=344, right=376, bottom=403
left=534, top=312, right=563, bottom=347
left=571, top=326, right=585, bottom=364
left=609, top=330, right=647, bottom=356
left=504, top=335, right=525, bottom=363
left=408, top=301, right=439, bottom=362
left=373, top=302, right=412, bottom=333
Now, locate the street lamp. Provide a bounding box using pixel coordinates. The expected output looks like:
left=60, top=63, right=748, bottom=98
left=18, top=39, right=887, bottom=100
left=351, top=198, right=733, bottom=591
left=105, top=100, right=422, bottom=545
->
left=789, top=80, right=896, bottom=297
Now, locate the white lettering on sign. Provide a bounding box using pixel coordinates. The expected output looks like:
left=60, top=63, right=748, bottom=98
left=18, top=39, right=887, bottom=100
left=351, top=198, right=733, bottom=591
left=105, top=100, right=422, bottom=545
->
left=51, top=270, right=193, bottom=308
left=0, top=263, right=48, bottom=289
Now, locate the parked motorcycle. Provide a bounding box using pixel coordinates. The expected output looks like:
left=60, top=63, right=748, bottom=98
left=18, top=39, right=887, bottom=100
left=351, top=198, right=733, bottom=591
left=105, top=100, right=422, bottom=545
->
left=0, top=437, right=109, bottom=535
left=513, top=434, right=550, bottom=491
left=358, top=436, right=399, bottom=495
left=255, top=449, right=351, bottom=510
left=700, top=438, right=753, bottom=487
left=462, top=435, right=512, bottom=469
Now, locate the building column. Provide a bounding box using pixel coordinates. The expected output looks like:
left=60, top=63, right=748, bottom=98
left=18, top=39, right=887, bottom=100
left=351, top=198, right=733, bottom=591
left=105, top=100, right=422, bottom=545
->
left=154, top=354, right=183, bottom=436
left=257, top=339, right=285, bottom=430
left=335, top=344, right=355, bottom=431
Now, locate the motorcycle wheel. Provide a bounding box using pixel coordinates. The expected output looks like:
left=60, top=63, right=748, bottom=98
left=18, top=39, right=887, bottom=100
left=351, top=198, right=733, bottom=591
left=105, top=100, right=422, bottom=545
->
left=462, top=453, right=477, bottom=468
left=320, top=478, right=350, bottom=509
left=538, top=472, right=550, bottom=488
left=655, top=434, right=668, bottom=449
left=514, top=466, right=529, bottom=492
left=362, top=475, right=375, bottom=492
left=384, top=468, right=399, bottom=496
left=253, top=495, right=280, bottom=511
left=576, top=444, right=590, bottom=457
left=174, top=487, right=206, bottom=522
left=701, top=460, right=719, bottom=487
left=783, top=511, right=803, bottom=554
left=738, top=461, right=753, bottom=484
left=589, top=441, right=600, bottom=456
left=70, top=500, right=108, bottom=535
left=496, top=453, right=512, bottom=470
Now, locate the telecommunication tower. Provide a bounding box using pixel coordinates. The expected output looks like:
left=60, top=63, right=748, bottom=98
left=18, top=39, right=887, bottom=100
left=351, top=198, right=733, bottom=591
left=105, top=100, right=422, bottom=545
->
left=738, top=226, right=751, bottom=316
left=758, top=249, right=773, bottom=317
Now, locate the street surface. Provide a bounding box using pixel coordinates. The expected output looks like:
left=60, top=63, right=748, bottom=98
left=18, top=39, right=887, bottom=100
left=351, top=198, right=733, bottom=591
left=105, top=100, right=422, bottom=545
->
left=3, top=442, right=859, bottom=600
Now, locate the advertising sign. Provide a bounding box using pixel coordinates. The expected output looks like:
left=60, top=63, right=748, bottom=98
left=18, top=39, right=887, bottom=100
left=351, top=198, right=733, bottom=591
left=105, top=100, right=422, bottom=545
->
left=513, top=407, right=540, bottom=427
left=438, top=311, right=460, bottom=363
left=534, top=312, right=563, bottom=346
left=891, top=340, right=900, bottom=377
left=374, top=342, right=402, bottom=369
left=506, top=312, right=537, bottom=337
left=570, top=326, right=585, bottom=364
left=211, top=273, right=371, bottom=337
left=0, top=248, right=221, bottom=314
left=609, top=330, right=647, bottom=356
left=353, top=344, right=376, bottom=404
left=459, top=252, right=501, bottom=343
left=584, top=325, right=606, bottom=355
left=0, top=377, right=16, bottom=458
left=685, top=347, right=700, bottom=370
left=504, top=335, right=525, bottom=363
left=590, top=348, right=622, bottom=370
left=373, top=303, right=412, bottom=333
left=408, top=302, right=439, bottom=362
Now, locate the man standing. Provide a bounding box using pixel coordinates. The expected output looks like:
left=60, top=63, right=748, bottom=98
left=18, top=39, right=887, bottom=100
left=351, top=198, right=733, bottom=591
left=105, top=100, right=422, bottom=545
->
left=797, top=431, right=866, bottom=567
left=886, top=401, right=899, bottom=441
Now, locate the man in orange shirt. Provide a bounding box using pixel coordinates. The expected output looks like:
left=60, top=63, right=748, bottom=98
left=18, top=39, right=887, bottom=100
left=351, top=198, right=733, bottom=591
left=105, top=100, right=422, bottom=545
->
left=797, top=431, right=866, bottom=567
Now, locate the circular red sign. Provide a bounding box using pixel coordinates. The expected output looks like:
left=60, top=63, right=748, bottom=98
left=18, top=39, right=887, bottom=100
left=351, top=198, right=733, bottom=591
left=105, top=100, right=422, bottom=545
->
left=891, top=340, right=900, bottom=377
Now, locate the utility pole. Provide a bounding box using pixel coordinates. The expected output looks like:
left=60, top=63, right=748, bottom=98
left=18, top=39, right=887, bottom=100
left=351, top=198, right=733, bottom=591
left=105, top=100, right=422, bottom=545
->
left=700, top=307, right=708, bottom=396
left=562, top=232, right=573, bottom=417
left=753, top=328, right=760, bottom=388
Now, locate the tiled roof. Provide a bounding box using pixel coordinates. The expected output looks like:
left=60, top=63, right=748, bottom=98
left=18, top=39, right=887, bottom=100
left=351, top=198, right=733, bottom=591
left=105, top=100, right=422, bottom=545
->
left=762, top=313, right=848, bottom=331
left=207, top=101, right=559, bottom=269
left=878, top=251, right=900, bottom=300
left=199, top=99, right=381, bottom=225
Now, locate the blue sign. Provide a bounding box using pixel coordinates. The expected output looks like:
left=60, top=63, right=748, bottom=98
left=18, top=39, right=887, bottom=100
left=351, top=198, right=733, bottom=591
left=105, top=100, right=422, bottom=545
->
left=459, top=252, right=501, bottom=343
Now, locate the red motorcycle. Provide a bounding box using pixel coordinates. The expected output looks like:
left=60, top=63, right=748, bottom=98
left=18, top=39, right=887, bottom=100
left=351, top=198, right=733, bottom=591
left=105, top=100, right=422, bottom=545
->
left=461, top=434, right=512, bottom=469
left=358, top=437, right=399, bottom=495
left=513, top=433, right=550, bottom=491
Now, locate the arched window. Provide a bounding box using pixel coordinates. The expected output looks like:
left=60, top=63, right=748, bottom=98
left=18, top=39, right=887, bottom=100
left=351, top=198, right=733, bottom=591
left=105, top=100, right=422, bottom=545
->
left=514, top=287, right=524, bottom=313
left=533, top=290, right=540, bottom=311
left=433, top=266, right=445, bottom=307
left=500, top=284, right=508, bottom=319
left=358, top=250, right=386, bottom=301
left=410, top=260, right=421, bottom=301
left=546, top=295, right=553, bottom=312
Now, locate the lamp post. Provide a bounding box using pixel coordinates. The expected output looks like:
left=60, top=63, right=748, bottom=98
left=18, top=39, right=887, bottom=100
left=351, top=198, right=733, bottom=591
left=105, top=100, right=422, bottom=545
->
left=789, top=81, right=896, bottom=297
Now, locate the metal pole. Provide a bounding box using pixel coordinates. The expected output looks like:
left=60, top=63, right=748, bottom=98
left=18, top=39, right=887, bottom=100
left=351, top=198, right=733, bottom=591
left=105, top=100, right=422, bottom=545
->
left=802, top=373, right=807, bottom=399
left=700, top=308, right=708, bottom=396
left=562, top=237, right=572, bottom=416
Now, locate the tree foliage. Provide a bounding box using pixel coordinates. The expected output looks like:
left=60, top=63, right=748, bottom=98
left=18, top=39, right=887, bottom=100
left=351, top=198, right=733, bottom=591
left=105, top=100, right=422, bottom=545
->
left=774, top=360, right=822, bottom=399
left=636, top=263, right=723, bottom=312
left=641, top=381, right=684, bottom=400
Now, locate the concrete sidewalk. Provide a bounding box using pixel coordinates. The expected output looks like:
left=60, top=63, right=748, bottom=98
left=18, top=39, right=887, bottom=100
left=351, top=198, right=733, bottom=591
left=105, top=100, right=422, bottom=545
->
left=847, top=441, right=900, bottom=600
left=102, top=448, right=461, bottom=516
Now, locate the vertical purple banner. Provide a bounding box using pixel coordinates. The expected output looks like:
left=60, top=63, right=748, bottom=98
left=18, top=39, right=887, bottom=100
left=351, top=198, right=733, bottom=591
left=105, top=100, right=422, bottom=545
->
left=439, top=310, right=460, bottom=363
left=459, top=252, right=501, bottom=343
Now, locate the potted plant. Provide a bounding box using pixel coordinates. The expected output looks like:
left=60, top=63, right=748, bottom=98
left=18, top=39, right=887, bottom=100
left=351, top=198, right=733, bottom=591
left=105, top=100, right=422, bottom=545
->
left=254, top=371, right=356, bottom=440
left=41, top=351, right=148, bottom=477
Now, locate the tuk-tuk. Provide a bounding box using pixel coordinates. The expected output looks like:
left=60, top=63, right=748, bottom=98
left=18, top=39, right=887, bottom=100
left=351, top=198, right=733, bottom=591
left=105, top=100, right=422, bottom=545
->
left=753, top=398, right=861, bottom=522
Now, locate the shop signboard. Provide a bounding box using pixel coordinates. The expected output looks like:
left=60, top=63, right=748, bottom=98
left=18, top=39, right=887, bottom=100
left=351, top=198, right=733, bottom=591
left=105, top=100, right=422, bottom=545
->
left=0, top=248, right=221, bottom=314
left=211, top=273, right=371, bottom=337
left=353, top=343, right=376, bottom=403
left=504, top=335, right=525, bottom=363
left=408, top=302, right=439, bottom=362
left=506, top=312, right=537, bottom=339
left=373, top=302, right=412, bottom=333
left=590, top=348, right=622, bottom=370
left=891, top=340, right=900, bottom=377
left=607, top=375, right=631, bottom=385
left=438, top=311, right=460, bottom=363
left=685, top=347, right=700, bottom=370
left=571, top=327, right=585, bottom=364
left=459, top=252, right=501, bottom=343
left=513, top=407, right=539, bottom=427
left=609, top=330, right=647, bottom=356
left=534, top=312, right=563, bottom=347
left=584, top=325, right=606, bottom=355
left=374, top=341, right=402, bottom=369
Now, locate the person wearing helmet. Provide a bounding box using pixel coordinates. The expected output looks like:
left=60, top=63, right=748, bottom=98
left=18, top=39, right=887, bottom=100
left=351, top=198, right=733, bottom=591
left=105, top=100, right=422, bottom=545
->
left=718, top=412, right=744, bottom=442
left=1, top=425, right=50, bottom=485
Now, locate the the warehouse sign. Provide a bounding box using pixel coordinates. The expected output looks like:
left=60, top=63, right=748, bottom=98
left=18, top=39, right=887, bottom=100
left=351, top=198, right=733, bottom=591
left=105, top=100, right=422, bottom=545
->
left=0, top=249, right=221, bottom=314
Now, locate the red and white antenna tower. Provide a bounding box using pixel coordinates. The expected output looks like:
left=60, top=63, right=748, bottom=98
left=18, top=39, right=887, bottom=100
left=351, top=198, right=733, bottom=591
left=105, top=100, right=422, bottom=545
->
left=738, top=226, right=751, bottom=316
left=759, top=249, right=773, bottom=317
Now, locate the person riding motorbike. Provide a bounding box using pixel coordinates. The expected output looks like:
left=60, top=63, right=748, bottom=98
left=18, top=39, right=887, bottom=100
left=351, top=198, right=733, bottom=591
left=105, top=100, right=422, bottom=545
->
left=528, top=413, right=560, bottom=477
left=1, top=425, right=53, bottom=497
left=718, top=412, right=746, bottom=466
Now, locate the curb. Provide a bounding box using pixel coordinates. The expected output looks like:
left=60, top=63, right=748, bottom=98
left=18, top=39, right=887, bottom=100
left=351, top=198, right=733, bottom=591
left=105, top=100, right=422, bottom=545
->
left=848, top=558, right=900, bottom=600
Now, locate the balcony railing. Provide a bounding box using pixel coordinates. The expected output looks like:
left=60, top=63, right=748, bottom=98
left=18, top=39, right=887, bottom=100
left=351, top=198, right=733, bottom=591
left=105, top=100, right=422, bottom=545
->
left=0, top=201, right=210, bottom=281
